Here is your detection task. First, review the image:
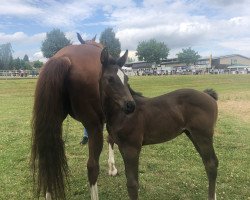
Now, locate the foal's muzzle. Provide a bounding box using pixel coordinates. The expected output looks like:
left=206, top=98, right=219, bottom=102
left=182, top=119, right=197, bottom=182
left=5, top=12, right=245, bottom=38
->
left=123, top=101, right=136, bottom=114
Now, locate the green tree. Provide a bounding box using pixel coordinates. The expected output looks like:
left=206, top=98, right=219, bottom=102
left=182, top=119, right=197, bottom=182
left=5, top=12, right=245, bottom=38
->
left=22, top=54, right=32, bottom=69
left=11, top=57, right=21, bottom=69
left=41, top=28, right=72, bottom=58
left=33, top=60, right=43, bottom=68
left=23, top=54, right=29, bottom=62
left=11, top=57, right=32, bottom=70
left=21, top=59, right=32, bottom=70
left=99, top=28, right=121, bottom=59
left=176, top=47, right=201, bottom=66
left=0, top=43, right=13, bottom=70
left=136, top=39, right=169, bottom=64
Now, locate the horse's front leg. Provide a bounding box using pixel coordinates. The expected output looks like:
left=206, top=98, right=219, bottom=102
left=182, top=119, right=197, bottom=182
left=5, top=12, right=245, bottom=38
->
left=119, top=144, right=141, bottom=200
left=87, top=124, right=104, bottom=200
left=107, top=135, right=118, bottom=176
left=45, top=192, right=51, bottom=200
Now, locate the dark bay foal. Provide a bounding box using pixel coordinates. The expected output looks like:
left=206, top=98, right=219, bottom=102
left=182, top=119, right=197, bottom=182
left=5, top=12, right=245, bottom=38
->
left=100, top=60, right=218, bottom=199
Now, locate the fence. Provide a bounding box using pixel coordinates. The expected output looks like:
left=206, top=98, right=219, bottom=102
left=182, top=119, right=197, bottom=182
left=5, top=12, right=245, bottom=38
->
left=0, top=70, right=39, bottom=78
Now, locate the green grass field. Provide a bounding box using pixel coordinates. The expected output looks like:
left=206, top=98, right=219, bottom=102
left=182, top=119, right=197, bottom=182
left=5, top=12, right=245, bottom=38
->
left=0, top=75, right=249, bottom=200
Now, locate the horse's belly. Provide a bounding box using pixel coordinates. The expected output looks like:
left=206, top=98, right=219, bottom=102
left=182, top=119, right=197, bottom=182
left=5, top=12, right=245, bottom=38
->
left=142, top=129, right=183, bottom=145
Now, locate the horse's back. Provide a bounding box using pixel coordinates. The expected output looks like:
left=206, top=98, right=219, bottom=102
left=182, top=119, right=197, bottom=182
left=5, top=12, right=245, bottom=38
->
left=54, top=44, right=104, bottom=122
left=55, top=44, right=102, bottom=80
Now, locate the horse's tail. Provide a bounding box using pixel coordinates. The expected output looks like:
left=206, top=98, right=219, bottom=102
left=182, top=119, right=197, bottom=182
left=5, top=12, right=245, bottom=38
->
left=204, top=89, right=218, bottom=101
left=31, top=56, right=71, bottom=199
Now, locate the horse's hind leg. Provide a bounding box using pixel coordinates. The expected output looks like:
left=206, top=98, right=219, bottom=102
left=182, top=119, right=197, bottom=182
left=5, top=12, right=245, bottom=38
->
left=107, top=135, right=118, bottom=176
left=186, top=131, right=218, bottom=200
left=85, top=121, right=104, bottom=200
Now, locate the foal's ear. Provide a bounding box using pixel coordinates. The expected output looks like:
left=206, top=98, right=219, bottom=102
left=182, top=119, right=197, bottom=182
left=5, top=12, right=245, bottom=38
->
left=117, top=50, right=128, bottom=67
left=100, top=47, right=109, bottom=66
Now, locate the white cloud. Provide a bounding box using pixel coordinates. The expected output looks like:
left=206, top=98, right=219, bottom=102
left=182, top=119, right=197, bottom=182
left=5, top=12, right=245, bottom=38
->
left=0, top=32, right=46, bottom=60
left=111, top=0, right=250, bottom=57
left=0, top=32, right=45, bottom=45
left=1, top=0, right=250, bottom=60
left=114, top=3, right=211, bottom=51
left=204, top=0, right=246, bottom=7
left=0, top=32, right=26, bottom=42
left=0, top=0, right=136, bottom=28
left=0, top=0, right=42, bottom=16
left=219, top=38, right=250, bottom=55
left=32, top=51, right=47, bottom=62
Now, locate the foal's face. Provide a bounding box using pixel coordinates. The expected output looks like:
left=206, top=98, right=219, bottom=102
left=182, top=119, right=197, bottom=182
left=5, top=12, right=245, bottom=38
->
left=100, top=48, right=135, bottom=114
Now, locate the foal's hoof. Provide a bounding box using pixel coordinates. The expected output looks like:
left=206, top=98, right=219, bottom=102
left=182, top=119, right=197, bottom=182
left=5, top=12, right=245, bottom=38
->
left=109, top=168, right=118, bottom=176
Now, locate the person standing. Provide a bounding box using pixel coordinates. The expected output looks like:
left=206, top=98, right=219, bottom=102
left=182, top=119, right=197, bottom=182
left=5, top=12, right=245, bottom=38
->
left=80, top=127, right=88, bottom=145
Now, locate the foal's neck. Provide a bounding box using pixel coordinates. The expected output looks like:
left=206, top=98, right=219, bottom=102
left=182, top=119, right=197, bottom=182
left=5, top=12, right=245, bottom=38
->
left=133, top=94, right=147, bottom=102
left=128, top=85, right=148, bottom=103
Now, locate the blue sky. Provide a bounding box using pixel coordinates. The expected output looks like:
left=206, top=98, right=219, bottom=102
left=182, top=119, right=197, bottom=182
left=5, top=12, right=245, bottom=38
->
left=1, top=0, right=250, bottom=61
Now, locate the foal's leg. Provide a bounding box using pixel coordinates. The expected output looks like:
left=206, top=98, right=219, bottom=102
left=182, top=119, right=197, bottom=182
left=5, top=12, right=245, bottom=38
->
left=107, top=135, right=118, bottom=176
left=187, top=131, right=218, bottom=200
left=119, top=145, right=141, bottom=200
left=86, top=123, right=104, bottom=200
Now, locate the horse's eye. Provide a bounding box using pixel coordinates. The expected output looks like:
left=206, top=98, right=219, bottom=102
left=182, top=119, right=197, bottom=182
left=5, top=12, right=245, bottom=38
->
left=108, top=76, right=115, bottom=83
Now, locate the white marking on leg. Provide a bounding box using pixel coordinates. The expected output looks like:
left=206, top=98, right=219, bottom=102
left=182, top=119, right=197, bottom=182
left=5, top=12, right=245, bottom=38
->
left=214, top=192, right=217, bottom=200
left=117, top=69, right=124, bottom=84
left=90, top=183, right=99, bottom=200
left=108, top=144, right=118, bottom=176
left=45, top=192, right=52, bottom=200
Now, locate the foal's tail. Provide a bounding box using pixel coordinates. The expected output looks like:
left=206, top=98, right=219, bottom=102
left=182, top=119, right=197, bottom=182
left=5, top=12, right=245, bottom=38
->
left=31, top=57, right=71, bottom=199
left=204, top=89, right=218, bottom=101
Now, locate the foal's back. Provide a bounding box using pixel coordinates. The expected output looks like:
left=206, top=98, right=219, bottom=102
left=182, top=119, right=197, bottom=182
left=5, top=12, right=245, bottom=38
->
left=134, top=88, right=218, bottom=145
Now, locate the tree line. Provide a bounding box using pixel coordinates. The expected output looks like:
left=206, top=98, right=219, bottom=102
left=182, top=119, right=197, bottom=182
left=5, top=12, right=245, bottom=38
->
left=0, top=28, right=201, bottom=70
left=41, top=28, right=200, bottom=66
left=0, top=43, right=43, bottom=70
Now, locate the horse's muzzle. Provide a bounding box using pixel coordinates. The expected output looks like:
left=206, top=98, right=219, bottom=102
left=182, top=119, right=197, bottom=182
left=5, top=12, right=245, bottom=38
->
left=123, top=101, right=136, bottom=114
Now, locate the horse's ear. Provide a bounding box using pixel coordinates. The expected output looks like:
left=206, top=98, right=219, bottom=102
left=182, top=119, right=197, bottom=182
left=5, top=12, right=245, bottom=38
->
left=100, top=47, right=109, bottom=67
left=77, top=32, right=85, bottom=44
left=92, top=34, right=97, bottom=41
left=117, top=50, right=128, bottom=67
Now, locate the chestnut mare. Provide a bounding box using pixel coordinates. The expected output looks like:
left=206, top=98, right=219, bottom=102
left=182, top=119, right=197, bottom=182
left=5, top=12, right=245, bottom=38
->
left=31, top=38, right=134, bottom=200
left=101, top=69, right=219, bottom=199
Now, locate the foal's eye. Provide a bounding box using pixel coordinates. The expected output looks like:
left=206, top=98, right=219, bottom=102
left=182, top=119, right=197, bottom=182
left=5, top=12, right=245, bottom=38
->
left=108, top=76, right=115, bottom=83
